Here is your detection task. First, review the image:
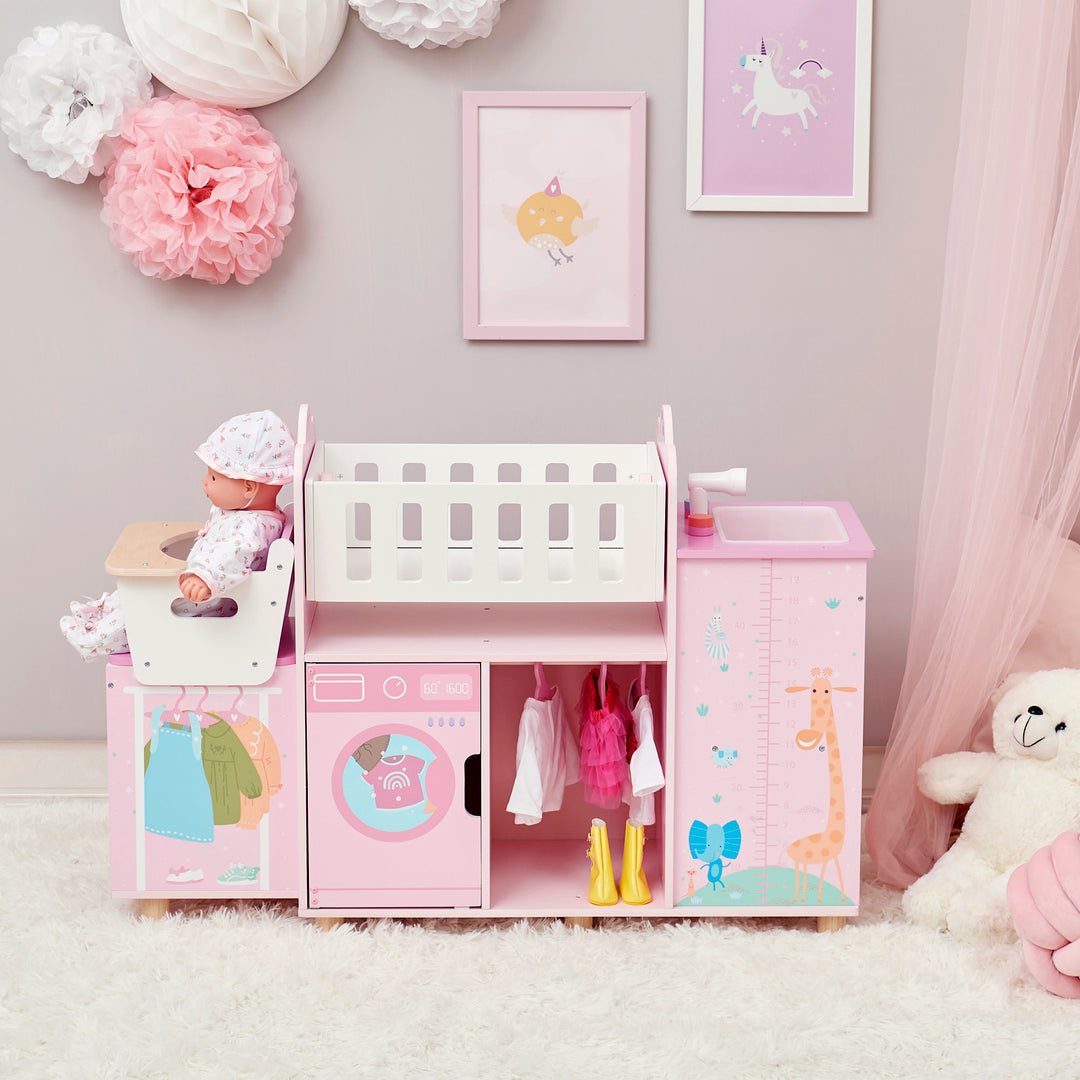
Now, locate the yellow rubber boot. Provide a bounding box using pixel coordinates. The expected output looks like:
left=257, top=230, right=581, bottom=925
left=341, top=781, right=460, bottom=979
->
left=587, top=819, right=618, bottom=905
left=619, top=818, right=652, bottom=905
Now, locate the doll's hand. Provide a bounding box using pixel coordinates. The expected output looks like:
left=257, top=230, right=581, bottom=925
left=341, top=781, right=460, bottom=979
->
left=179, top=574, right=212, bottom=603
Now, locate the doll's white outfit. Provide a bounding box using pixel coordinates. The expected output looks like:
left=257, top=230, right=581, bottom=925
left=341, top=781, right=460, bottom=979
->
left=183, top=507, right=286, bottom=599
left=59, top=592, right=129, bottom=661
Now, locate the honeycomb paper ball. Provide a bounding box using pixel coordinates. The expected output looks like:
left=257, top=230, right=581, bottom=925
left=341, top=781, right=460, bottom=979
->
left=120, top=0, right=348, bottom=108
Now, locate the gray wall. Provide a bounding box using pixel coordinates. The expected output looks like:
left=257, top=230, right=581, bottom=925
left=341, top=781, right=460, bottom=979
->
left=0, top=0, right=970, bottom=742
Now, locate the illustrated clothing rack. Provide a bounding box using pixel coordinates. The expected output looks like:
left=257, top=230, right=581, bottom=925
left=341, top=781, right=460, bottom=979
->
left=125, top=683, right=284, bottom=893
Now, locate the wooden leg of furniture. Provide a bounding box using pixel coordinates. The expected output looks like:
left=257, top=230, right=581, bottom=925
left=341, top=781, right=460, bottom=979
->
left=817, top=916, right=846, bottom=933
left=563, top=916, right=594, bottom=929
left=140, top=898, right=170, bottom=920
left=315, top=917, right=344, bottom=931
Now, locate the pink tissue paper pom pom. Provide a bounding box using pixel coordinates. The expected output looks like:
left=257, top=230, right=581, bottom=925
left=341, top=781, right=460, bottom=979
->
left=100, top=93, right=296, bottom=285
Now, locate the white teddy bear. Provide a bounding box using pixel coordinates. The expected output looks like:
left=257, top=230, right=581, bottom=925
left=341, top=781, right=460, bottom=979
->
left=902, top=668, right=1080, bottom=941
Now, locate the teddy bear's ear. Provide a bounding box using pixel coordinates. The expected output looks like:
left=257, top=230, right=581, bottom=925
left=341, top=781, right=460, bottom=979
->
left=990, top=670, right=1032, bottom=707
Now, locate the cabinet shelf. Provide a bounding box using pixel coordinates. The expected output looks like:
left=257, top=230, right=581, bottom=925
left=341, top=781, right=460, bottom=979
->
left=304, top=603, right=668, bottom=663
left=488, top=839, right=665, bottom=916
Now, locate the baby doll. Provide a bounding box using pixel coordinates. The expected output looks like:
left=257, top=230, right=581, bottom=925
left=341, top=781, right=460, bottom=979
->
left=179, top=410, right=295, bottom=604
left=61, top=410, right=295, bottom=660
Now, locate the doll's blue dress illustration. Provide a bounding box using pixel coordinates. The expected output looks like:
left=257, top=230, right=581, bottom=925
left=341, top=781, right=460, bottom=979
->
left=144, top=706, right=215, bottom=842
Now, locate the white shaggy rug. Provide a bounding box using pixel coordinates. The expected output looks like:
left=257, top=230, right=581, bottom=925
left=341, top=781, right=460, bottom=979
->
left=1, top=801, right=1078, bottom=1079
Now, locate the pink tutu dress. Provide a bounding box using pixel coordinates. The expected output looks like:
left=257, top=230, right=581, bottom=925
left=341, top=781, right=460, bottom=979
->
left=577, top=668, right=635, bottom=809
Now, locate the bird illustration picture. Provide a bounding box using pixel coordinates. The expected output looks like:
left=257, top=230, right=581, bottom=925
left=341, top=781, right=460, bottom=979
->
left=502, top=176, right=599, bottom=267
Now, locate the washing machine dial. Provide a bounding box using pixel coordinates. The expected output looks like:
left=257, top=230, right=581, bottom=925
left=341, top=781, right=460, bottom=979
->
left=382, top=675, right=407, bottom=700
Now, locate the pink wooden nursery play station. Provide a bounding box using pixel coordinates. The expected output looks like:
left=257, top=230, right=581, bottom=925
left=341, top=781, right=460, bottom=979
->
left=103, top=405, right=873, bottom=930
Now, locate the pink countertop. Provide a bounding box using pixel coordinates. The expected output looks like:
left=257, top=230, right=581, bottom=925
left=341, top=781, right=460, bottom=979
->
left=677, top=501, right=875, bottom=560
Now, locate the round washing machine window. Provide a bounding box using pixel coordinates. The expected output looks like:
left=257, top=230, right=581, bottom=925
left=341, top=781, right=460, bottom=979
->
left=331, top=723, right=454, bottom=842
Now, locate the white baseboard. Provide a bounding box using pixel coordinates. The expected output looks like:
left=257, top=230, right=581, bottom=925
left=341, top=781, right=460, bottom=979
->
left=0, top=740, right=888, bottom=805
left=0, top=741, right=108, bottom=800
left=862, top=744, right=884, bottom=812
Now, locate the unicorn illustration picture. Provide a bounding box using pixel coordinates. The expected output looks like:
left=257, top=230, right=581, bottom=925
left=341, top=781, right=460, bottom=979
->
left=739, top=38, right=826, bottom=132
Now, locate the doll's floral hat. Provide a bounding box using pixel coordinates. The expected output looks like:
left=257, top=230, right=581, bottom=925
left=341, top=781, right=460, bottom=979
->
left=195, top=410, right=296, bottom=484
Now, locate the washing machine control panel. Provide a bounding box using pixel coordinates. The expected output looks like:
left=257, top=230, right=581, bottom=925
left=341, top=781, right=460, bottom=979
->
left=308, top=665, right=479, bottom=713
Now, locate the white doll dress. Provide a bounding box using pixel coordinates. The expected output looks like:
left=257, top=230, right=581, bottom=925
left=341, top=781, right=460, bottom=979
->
left=623, top=681, right=665, bottom=826
left=506, top=689, right=580, bottom=825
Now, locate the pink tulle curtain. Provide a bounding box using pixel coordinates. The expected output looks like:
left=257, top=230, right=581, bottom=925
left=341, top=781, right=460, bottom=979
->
left=867, top=0, right=1080, bottom=888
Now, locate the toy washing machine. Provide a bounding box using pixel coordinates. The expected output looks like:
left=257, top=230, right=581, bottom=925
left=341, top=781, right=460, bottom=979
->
left=303, top=663, right=483, bottom=914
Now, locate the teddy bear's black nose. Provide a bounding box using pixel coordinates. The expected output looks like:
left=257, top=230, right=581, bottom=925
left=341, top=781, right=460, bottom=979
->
left=1028, top=706, right=1043, bottom=715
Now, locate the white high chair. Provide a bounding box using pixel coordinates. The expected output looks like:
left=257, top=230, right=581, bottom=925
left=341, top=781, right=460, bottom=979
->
left=105, top=507, right=294, bottom=686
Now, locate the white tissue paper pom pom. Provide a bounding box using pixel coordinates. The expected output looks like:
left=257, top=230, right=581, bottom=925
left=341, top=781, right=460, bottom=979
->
left=0, top=22, right=152, bottom=184
left=120, top=0, right=349, bottom=108
left=349, top=0, right=505, bottom=49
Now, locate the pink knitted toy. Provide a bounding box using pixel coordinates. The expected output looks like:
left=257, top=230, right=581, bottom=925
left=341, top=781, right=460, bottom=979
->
left=1007, top=831, right=1080, bottom=998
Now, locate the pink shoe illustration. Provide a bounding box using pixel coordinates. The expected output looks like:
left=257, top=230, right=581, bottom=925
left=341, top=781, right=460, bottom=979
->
left=165, top=866, right=204, bottom=883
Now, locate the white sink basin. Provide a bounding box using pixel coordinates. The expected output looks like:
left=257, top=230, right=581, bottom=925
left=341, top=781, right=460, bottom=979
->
left=713, top=504, right=849, bottom=544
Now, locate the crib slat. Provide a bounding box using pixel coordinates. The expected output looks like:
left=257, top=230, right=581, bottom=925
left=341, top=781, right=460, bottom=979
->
left=471, top=495, right=501, bottom=593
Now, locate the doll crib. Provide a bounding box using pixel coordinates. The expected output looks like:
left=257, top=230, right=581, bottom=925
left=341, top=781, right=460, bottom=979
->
left=303, top=437, right=666, bottom=604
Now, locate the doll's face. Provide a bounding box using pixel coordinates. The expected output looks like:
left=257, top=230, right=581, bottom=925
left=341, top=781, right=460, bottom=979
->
left=202, top=467, right=255, bottom=510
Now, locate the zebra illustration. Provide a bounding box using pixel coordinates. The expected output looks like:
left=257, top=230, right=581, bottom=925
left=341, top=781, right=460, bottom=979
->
left=705, top=608, right=730, bottom=663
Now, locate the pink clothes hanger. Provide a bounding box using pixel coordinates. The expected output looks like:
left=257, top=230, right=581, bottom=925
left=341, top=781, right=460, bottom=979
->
left=168, top=687, right=185, bottom=721
left=228, top=686, right=244, bottom=721
left=534, top=663, right=554, bottom=702
left=164, top=686, right=200, bottom=722
left=629, top=662, right=647, bottom=707
left=599, top=663, right=608, bottom=702
left=194, top=686, right=210, bottom=725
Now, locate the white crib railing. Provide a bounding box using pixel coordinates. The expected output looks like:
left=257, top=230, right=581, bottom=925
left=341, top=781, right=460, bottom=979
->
left=306, top=442, right=665, bottom=603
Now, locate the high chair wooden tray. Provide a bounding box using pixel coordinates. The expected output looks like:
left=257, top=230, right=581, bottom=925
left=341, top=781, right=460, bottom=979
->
left=105, top=521, right=203, bottom=578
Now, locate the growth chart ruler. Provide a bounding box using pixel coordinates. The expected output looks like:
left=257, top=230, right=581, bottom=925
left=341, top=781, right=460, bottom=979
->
left=673, top=550, right=868, bottom=914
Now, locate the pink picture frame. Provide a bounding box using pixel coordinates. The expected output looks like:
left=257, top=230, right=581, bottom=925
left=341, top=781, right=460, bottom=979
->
left=462, top=91, right=646, bottom=341
left=686, top=0, right=872, bottom=212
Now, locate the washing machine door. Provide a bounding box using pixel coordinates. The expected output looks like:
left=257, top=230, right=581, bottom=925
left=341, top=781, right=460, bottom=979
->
left=306, top=663, right=482, bottom=911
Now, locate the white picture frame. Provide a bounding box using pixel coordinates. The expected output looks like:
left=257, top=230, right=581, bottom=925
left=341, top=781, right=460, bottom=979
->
left=686, top=0, right=873, bottom=212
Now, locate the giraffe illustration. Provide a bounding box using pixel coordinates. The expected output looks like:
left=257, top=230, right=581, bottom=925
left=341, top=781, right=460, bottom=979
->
left=784, top=667, right=856, bottom=903
left=686, top=868, right=698, bottom=901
